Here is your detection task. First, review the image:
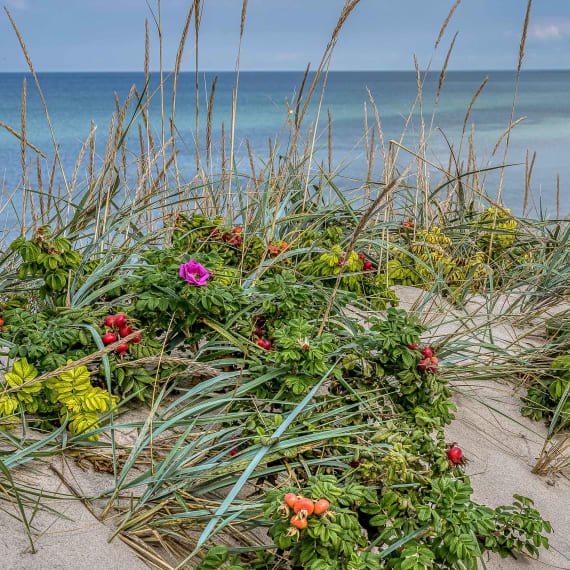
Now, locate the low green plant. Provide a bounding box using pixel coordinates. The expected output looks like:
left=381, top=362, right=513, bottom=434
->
left=9, top=226, right=94, bottom=306
left=264, top=475, right=381, bottom=570
left=0, top=306, right=99, bottom=371
left=0, top=358, right=118, bottom=439
left=522, top=349, right=570, bottom=429
left=260, top=475, right=551, bottom=570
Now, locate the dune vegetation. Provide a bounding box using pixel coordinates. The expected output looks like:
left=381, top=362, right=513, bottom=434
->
left=0, top=1, right=568, bottom=569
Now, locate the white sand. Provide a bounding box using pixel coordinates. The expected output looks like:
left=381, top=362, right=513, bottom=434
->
left=447, top=381, right=570, bottom=569
left=0, top=454, right=148, bottom=569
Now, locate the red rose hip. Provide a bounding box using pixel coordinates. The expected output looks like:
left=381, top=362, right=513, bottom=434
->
left=114, top=314, right=127, bottom=328
left=314, top=499, right=330, bottom=515
left=422, top=346, right=433, bottom=358
left=447, top=446, right=464, bottom=464
left=102, top=333, right=117, bottom=345
left=284, top=493, right=299, bottom=508
left=118, top=325, right=132, bottom=337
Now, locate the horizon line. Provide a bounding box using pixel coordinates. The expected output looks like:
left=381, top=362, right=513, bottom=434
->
left=1, top=68, right=570, bottom=74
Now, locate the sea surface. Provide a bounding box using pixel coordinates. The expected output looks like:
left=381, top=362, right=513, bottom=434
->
left=1, top=70, right=569, bottom=227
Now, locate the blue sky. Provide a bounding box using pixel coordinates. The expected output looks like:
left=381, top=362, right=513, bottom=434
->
left=1, top=0, right=569, bottom=72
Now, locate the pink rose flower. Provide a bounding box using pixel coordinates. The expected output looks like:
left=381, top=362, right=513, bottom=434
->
left=179, top=259, right=210, bottom=286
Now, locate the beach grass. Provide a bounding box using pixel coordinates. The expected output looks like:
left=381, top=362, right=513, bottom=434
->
left=0, top=0, right=568, bottom=568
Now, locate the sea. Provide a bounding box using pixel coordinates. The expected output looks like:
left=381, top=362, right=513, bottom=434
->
left=1, top=70, right=569, bottom=228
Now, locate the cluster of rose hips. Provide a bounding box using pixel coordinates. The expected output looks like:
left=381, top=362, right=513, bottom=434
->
left=268, top=241, right=289, bottom=256
left=253, top=316, right=273, bottom=350
left=402, top=220, right=415, bottom=228
left=357, top=252, right=374, bottom=271
left=101, top=313, right=141, bottom=354
left=446, top=444, right=466, bottom=466
left=211, top=226, right=243, bottom=247
left=407, top=343, right=439, bottom=373
left=0, top=307, right=4, bottom=329
left=279, top=493, right=331, bottom=534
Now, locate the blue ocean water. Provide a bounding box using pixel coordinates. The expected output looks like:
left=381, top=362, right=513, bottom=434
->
left=1, top=70, right=569, bottom=226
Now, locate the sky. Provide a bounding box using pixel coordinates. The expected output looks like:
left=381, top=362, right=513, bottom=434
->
left=0, top=0, right=569, bottom=72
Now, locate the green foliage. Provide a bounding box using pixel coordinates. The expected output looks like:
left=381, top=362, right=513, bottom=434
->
left=298, top=243, right=399, bottom=310
left=361, top=478, right=550, bottom=569
left=272, top=318, right=338, bottom=394
left=4, top=357, right=43, bottom=413
left=46, top=363, right=119, bottom=440
left=260, top=472, right=550, bottom=569
left=0, top=212, right=554, bottom=570
left=130, top=249, right=249, bottom=346
left=522, top=350, right=570, bottom=429
left=172, top=213, right=267, bottom=270
left=0, top=359, right=118, bottom=440
left=256, top=270, right=334, bottom=326
left=1, top=307, right=99, bottom=371
left=341, top=308, right=456, bottom=426
left=264, top=475, right=381, bottom=570
left=9, top=226, right=86, bottom=306
left=386, top=210, right=528, bottom=299
left=196, top=545, right=274, bottom=569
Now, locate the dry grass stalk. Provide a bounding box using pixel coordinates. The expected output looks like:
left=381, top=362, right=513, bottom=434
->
left=299, top=1, right=362, bottom=209
left=194, top=1, right=203, bottom=176
left=226, top=0, right=249, bottom=218
left=365, top=128, right=375, bottom=202
left=328, top=109, right=332, bottom=175
left=533, top=437, right=570, bottom=476
left=205, top=75, right=218, bottom=173
left=220, top=121, right=226, bottom=206
left=246, top=138, right=257, bottom=193
left=71, top=124, right=97, bottom=195
left=46, top=151, right=57, bottom=215
left=523, top=149, right=536, bottom=216
left=297, top=0, right=361, bottom=128
left=94, top=115, right=116, bottom=241
left=170, top=2, right=196, bottom=190
left=366, top=89, right=387, bottom=174
left=490, top=0, right=532, bottom=257
left=556, top=174, right=560, bottom=218
left=389, top=0, right=464, bottom=204
left=462, top=77, right=488, bottom=136
left=20, top=77, right=27, bottom=233
left=317, top=171, right=408, bottom=336
left=240, top=0, right=248, bottom=37
left=36, top=155, right=45, bottom=223
left=0, top=121, right=46, bottom=159
left=145, top=17, right=150, bottom=93
left=456, top=77, right=488, bottom=178
left=489, top=117, right=526, bottom=162
left=436, top=32, right=458, bottom=105
left=294, top=63, right=311, bottom=129
left=89, top=120, right=96, bottom=189
left=435, top=0, right=462, bottom=49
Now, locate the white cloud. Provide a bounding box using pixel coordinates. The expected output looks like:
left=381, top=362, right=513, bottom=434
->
left=530, top=21, right=570, bottom=41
